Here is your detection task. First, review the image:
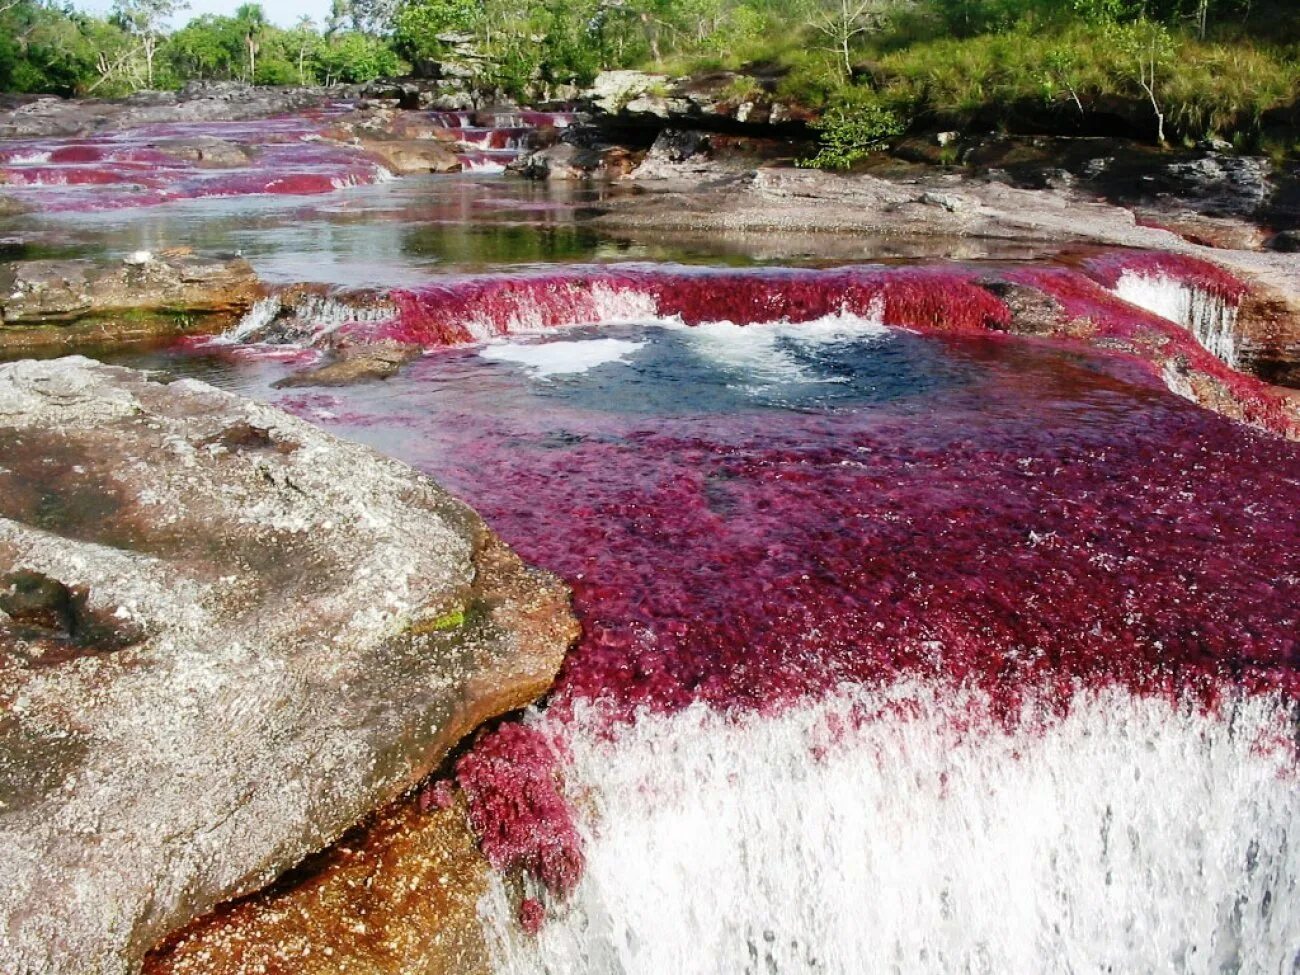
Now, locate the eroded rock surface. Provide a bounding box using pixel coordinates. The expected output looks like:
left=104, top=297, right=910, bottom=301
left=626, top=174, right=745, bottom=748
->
left=0, top=357, right=577, bottom=975
left=0, top=252, right=259, bottom=349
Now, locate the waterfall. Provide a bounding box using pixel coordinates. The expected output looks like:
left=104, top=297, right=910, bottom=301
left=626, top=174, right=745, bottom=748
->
left=1112, top=270, right=1242, bottom=368
left=225, top=291, right=398, bottom=346
left=481, top=687, right=1300, bottom=975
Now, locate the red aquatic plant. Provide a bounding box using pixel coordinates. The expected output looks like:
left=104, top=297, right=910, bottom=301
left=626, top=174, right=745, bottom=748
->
left=455, top=723, right=584, bottom=897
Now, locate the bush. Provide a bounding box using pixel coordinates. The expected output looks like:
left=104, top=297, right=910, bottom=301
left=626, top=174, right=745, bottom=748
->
left=800, top=91, right=907, bottom=168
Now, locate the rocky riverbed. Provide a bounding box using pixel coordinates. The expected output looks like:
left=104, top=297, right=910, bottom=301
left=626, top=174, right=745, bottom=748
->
left=1, top=76, right=1298, bottom=975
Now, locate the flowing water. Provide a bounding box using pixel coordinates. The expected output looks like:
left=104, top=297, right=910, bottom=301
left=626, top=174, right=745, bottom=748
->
left=3, top=112, right=1297, bottom=974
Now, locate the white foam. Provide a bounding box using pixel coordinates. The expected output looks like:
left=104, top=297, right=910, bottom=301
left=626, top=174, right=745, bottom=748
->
left=457, top=284, right=661, bottom=342
left=225, top=296, right=283, bottom=343
left=482, top=685, right=1300, bottom=975
left=1113, top=271, right=1241, bottom=367
left=461, top=158, right=509, bottom=174
left=481, top=338, right=645, bottom=376
left=5, top=150, right=51, bottom=165
left=668, top=309, right=891, bottom=388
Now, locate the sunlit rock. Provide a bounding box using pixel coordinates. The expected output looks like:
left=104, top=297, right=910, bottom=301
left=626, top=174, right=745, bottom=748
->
left=0, top=357, right=578, bottom=975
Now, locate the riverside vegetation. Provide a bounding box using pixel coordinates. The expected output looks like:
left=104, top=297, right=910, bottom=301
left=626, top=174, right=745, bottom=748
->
left=1, top=0, right=1296, bottom=161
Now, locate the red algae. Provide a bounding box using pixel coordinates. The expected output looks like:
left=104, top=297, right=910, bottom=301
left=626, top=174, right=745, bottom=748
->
left=267, top=286, right=1300, bottom=899
left=1078, top=249, right=1249, bottom=303
left=0, top=110, right=570, bottom=211
left=363, top=264, right=1012, bottom=348
left=334, top=258, right=1290, bottom=436
left=455, top=724, right=583, bottom=898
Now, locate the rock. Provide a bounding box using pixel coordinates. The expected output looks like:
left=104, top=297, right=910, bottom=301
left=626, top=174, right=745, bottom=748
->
left=584, top=70, right=811, bottom=135
left=0, top=253, right=259, bottom=348
left=509, top=140, right=638, bottom=181
left=587, top=70, right=671, bottom=114
left=359, top=139, right=462, bottom=175
left=1156, top=153, right=1274, bottom=218
left=628, top=128, right=791, bottom=184
left=144, top=790, right=493, bottom=975
left=646, top=127, right=711, bottom=164
left=272, top=342, right=422, bottom=387
left=0, top=357, right=578, bottom=975
left=0, top=86, right=334, bottom=140
left=1267, top=230, right=1300, bottom=253
left=152, top=137, right=254, bottom=167
left=1198, top=136, right=1235, bottom=153
left=919, top=190, right=974, bottom=212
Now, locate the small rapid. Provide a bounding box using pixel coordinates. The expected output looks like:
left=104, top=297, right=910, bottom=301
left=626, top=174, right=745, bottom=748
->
left=482, top=688, right=1299, bottom=975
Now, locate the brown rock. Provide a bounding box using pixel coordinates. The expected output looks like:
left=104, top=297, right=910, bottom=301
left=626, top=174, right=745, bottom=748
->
left=360, top=138, right=463, bottom=175
left=0, top=253, right=260, bottom=349
left=145, top=790, right=492, bottom=975
left=0, top=358, right=578, bottom=975
left=273, top=342, right=422, bottom=388
left=152, top=137, right=255, bottom=167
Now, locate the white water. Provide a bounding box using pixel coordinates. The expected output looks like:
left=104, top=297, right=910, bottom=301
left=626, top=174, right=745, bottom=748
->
left=1113, top=272, right=1242, bottom=368
left=482, top=686, right=1300, bottom=975
left=457, top=284, right=662, bottom=341
left=225, top=292, right=398, bottom=345
left=481, top=338, right=646, bottom=376
left=670, top=309, right=890, bottom=388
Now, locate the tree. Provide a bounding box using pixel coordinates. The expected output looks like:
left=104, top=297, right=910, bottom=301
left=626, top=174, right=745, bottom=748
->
left=393, top=0, right=479, bottom=61
left=234, top=3, right=266, bottom=82
left=287, top=15, right=322, bottom=84
left=800, top=89, right=906, bottom=168
left=316, top=30, right=403, bottom=83
left=810, top=0, right=900, bottom=76
left=1042, top=46, right=1085, bottom=118
left=112, top=0, right=187, bottom=88
left=166, top=14, right=244, bottom=79
left=1110, top=17, right=1175, bottom=144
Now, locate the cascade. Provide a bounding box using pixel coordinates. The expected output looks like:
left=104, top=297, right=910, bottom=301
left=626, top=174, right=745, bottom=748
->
left=1080, top=251, right=1247, bottom=367
left=480, top=690, right=1299, bottom=975
left=263, top=311, right=1300, bottom=974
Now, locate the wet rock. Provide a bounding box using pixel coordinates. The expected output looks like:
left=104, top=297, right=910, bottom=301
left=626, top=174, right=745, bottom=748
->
left=360, top=138, right=462, bottom=175
left=0, top=357, right=578, bottom=975
left=1267, top=230, right=1300, bottom=252
left=0, top=86, right=334, bottom=140
left=273, top=342, right=422, bottom=387
left=510, top=140, right=638, bottom=181
left=0, top=252, right=258, bottom=348
left=630, top=128, right=796, bottom=184
left=145, top=790, right=493, bottom=975
left=153, top=137, right=254, bottom=167
left=0, top=569, right=146, bottom=666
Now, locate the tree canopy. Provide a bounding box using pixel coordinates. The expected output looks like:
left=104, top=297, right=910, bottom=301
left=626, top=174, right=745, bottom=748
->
left=0, top=0, right=1294, bottom=151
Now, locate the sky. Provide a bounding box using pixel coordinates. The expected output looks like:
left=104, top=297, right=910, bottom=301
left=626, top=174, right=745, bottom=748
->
left=77, top=0, right=333, bottom=28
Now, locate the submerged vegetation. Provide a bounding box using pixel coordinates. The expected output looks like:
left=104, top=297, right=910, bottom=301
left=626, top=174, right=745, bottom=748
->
left=0, top=0, right=1295, bottom=151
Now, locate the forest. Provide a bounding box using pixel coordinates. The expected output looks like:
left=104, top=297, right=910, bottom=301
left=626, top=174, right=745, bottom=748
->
left=1, top=0, right=1296, bottom=151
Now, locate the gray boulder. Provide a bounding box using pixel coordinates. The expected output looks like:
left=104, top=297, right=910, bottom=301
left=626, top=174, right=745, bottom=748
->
left=0, top=358, right=577, bottom=974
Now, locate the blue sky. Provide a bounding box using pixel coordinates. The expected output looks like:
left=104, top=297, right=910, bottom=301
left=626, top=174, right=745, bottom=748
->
left=77, top=0, right=333, bottom=28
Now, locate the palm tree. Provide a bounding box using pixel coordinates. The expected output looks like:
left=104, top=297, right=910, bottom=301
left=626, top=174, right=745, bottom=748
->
left=234, top=3, right=266, bottom=82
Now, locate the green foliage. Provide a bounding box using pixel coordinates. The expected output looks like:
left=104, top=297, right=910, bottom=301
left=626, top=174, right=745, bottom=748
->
left=0, top=0, right=1291, bottom=160
left=393, top=0, right=480, bottom=61
left=799, top=91, right=906, bottom=168
left=316, top=31, right=404, bottom=83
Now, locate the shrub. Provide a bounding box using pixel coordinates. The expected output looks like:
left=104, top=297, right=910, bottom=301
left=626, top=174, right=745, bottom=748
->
left=800, top=92, right=907, bottom=168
